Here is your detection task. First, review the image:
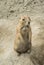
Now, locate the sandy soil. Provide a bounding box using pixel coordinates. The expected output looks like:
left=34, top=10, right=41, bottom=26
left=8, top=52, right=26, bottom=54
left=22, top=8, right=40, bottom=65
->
left=0, top=0, right=44, bottom=65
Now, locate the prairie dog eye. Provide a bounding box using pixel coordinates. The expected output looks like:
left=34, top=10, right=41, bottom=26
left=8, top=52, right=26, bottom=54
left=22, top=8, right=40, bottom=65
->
left=28, top=22, right=30, bottom=24
left=22, top=18, right=25, bottom=21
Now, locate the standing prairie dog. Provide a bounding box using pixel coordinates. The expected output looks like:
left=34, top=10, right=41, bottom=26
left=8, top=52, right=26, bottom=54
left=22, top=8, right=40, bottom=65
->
left=14, top=16, right=32, bottom=55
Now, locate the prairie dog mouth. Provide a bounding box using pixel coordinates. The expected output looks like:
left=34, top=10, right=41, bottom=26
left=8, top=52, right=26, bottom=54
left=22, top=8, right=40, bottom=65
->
left=21, top=26, right=29, bottom=31
left=21, top=27, right=25, bottom=31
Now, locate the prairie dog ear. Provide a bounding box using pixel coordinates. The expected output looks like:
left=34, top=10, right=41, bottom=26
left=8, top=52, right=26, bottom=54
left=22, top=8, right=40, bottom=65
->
left=28, top=17, right=31, bottom=22
left=18, top=16, right=22, bottom=22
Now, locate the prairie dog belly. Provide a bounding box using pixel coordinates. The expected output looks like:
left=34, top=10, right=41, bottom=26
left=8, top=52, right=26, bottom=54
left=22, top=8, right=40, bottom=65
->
left=15, top=42, right=30, bottom=53
left=14, top=34, right=30, bottom=53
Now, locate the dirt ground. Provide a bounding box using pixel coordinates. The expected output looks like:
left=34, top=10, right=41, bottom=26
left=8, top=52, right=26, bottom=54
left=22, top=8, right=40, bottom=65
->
left=0, top=0, right=44, bottom=65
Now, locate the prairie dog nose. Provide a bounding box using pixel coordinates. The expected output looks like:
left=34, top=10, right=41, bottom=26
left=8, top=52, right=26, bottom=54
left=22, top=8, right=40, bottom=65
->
left=26, top=25, right=29, bottom=27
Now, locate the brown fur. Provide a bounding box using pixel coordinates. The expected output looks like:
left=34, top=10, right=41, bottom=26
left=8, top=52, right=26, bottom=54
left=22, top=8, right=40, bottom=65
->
left=14, top=16, right=32, bottom=55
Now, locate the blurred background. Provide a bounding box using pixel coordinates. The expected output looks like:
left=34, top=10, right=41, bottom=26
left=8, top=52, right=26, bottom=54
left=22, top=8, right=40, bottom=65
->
left=0, top=0, right=44, bottom=65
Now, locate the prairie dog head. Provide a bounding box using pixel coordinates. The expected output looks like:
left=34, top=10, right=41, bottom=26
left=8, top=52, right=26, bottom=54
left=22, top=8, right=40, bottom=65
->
left=19, top=16, right=31, bottom=32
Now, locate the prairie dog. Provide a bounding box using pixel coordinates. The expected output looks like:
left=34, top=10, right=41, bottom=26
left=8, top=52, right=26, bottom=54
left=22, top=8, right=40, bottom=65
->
left=14, top=16, right=32, bottom=55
